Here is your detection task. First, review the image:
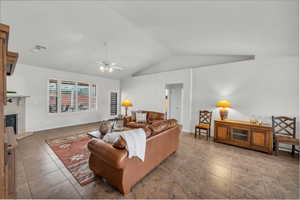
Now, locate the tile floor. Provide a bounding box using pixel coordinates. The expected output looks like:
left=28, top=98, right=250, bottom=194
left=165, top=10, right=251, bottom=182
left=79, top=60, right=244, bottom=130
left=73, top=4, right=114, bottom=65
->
left=15, top=123, right=299, bottom=199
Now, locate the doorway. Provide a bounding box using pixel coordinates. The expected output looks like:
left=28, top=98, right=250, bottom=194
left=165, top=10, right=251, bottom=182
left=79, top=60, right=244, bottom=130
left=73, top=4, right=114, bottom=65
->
left=165, top=83, right=183, bottom=123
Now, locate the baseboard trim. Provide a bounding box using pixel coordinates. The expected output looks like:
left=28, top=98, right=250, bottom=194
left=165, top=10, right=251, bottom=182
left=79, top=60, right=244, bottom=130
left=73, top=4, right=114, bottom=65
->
left=30, top=121, right=101, bottom=133
left=17, top=132, right=34, bottom=140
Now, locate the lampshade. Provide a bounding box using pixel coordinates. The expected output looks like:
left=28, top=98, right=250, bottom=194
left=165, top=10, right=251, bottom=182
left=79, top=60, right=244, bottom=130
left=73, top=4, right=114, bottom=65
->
left=121, top=100, right=133, bottom=107
left=216, top=100, right=232, bottom=108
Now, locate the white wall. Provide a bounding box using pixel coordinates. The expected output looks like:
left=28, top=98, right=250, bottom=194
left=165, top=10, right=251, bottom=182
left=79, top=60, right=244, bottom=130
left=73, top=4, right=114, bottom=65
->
left=192, top=56, right=299, bottom=136
left=121, top=56, right=298, bottom=136
left=7, top=64, right=120, bottom=132
left=121, top=69, right=192, bottom=131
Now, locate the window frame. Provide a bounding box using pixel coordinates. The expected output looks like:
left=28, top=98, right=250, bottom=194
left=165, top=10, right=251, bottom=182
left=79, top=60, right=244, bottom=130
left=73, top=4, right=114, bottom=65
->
left=76, top=82, right=90, bottom=112
left=90, top=84, right=97, bottom=111
left=48, top=79, right=59, bottom=113
left=47, top=79, right=97, bottom=114
left=60, top=80, right=77, bottom=113
left=110, top=91, right=118, bottom=116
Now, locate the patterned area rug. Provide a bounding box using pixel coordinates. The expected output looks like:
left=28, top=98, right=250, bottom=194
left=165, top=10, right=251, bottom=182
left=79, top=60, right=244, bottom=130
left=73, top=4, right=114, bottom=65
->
left=46, top=133, right=95, bottom=186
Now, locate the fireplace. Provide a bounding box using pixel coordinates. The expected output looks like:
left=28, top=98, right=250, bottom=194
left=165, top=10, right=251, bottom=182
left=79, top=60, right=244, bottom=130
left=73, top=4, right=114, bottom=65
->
left=5, top=94, right=30, bottom=139
left=5, top=114, right=17, bottom=135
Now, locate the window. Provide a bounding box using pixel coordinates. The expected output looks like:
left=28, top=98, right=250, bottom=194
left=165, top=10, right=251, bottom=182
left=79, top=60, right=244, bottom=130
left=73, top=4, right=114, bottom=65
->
left=61, top=81, right=76, bottom=112
left=77, top=82, right=89, bottom=111
left=48, top=80, right=58, bottom=113
left=48, top=80, right=97, bottom=113
left=90, top=84, right=97, bottom=110
left=110, top=92, right=118, bottom=116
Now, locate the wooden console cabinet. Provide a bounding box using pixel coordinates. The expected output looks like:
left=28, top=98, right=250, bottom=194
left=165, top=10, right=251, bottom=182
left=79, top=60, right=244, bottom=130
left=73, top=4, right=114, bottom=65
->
left=214, top=120, right=273, bottom=153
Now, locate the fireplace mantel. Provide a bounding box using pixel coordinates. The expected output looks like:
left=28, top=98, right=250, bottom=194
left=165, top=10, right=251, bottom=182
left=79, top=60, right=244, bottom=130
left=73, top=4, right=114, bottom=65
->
left=7, top=94, right=29, bottom=98
left=7, top=94, right=30, bottom=106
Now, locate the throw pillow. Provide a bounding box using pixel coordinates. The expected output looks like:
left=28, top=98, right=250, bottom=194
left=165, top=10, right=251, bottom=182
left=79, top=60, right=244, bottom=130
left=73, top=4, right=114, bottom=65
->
left=113, top=138, right=126, bottom=149
left=136, top=112, right=147, bottom=123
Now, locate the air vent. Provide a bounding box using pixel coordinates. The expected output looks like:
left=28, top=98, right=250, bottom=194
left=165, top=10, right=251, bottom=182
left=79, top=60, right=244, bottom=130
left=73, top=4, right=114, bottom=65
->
left=31, top=45, right=47, bottom=53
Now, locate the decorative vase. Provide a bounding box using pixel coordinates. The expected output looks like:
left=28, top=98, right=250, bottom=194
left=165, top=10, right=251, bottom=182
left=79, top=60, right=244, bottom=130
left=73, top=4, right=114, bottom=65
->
left=99, top=121, right=110, bottom=137
left=219, top=108, right=228, bottom=120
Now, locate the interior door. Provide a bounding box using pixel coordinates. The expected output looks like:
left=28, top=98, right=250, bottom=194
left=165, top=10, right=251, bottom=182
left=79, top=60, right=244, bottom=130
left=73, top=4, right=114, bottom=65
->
left=168, top=85, right=182, bottom=123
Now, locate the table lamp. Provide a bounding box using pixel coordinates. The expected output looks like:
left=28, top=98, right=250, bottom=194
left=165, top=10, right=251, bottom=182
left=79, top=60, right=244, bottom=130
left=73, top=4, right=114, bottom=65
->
left=121, top=100, right=133, bottom=116
left=216, top=100, right=232, bottom=120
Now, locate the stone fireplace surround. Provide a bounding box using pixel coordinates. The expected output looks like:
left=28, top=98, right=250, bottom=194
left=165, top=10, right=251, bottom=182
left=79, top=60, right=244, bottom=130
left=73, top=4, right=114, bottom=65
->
left=4, top=94, right=31, bottom=139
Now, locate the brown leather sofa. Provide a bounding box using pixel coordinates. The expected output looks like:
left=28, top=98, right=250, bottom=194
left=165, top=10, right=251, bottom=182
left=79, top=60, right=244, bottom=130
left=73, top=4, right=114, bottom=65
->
left=88, top=119, right=181, bottom=194
left=124, top=110, right=165, bottom=128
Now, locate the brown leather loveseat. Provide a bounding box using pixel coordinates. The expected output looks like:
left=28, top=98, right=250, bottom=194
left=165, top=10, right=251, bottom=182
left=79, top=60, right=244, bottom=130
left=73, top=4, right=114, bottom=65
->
left=88, top=119, right=181, bottom=194
left=124, top=110, right=165, bottom=128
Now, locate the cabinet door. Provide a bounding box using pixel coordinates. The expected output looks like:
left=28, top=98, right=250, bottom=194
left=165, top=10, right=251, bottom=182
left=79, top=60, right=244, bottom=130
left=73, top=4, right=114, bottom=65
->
left=252, top=131, right=267, bottom=147
left=230, top=126, right=250, bottom=146
left=251, top=129, right=271, bottom=152
left=216, top=125, right=229, bottom=141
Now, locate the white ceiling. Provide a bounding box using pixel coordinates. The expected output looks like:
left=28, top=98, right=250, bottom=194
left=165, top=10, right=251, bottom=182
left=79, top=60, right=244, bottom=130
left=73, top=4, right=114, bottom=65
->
left=132, top=54, right=255, bottom=76
left=1, top=0, right=298, bottom=79
left=109, top=0, right=298, bottom=56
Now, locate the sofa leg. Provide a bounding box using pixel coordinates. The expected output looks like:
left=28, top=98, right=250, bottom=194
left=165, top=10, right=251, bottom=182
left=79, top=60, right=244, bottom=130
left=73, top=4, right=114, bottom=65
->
left=120, top=185, right=131, bottom=195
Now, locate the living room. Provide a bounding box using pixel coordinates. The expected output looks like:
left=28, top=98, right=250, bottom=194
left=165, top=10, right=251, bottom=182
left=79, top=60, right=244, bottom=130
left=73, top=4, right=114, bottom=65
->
left=0, top=0, right=299, bottom=199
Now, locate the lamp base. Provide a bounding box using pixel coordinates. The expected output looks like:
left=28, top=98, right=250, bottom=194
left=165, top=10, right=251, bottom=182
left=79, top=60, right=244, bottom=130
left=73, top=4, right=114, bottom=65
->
left=219, top=109, right=228, bottom=120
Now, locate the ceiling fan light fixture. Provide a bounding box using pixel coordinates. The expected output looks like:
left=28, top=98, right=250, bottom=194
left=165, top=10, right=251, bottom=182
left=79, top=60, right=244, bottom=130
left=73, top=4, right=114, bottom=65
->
left=99, top=66, right=105, bottom=72
left=97, top=42, right=124, bottom=73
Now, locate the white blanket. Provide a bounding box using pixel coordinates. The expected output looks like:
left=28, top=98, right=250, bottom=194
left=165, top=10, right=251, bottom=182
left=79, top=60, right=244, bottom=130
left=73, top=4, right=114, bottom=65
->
left=120, top=128, right=146, bottom=161
left=102, top=128, right=146, bottom=161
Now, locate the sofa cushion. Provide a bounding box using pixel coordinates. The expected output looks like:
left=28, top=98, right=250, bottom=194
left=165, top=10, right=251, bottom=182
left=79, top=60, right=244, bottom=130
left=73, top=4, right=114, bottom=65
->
left=148, top=119, right=161, bottom=124
left=127, top=121, right=147, bottom=128
left=149, top=120, right=169, bottom=136
left=149, top=119, right=178, bottom=136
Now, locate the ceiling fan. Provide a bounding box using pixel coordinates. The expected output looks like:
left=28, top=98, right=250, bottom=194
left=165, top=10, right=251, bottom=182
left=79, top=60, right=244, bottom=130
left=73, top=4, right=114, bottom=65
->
left=97, top=42, right=123, bottom=73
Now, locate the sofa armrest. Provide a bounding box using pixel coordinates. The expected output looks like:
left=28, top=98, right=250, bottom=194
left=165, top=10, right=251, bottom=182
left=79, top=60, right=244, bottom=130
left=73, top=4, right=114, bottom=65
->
left=88, top=139, right=128, bottom=169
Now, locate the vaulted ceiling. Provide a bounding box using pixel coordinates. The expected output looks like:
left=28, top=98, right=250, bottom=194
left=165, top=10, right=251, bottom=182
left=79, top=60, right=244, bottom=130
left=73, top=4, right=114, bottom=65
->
left=1, top=0, right=297, bottom=79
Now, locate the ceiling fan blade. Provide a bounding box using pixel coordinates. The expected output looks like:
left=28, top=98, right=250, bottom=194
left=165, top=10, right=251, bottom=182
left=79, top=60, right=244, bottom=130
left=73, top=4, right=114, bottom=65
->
left=112, top=66, right=123, bottom=71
